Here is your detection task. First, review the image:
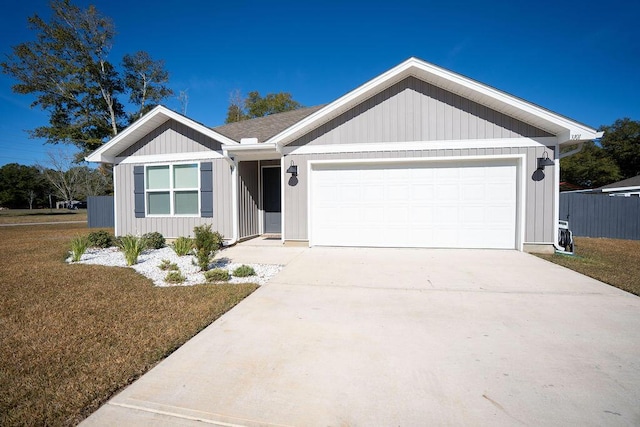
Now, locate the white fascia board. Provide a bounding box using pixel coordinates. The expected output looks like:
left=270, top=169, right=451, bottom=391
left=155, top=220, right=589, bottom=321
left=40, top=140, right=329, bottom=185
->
left=269, top=57, right=597, bottom=148
left=601, top=186, right=640, bottom=193
left=114, top=150, right=225, bottom=165
left=86, top=105, right=238, bottom=163
left=283, top=137, right=555, bottom=155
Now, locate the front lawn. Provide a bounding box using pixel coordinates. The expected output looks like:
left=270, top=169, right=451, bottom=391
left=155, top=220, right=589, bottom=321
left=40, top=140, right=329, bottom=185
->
left=0, top=223, right=258, bottom=425
left=536, top=237, right=640, bottom=296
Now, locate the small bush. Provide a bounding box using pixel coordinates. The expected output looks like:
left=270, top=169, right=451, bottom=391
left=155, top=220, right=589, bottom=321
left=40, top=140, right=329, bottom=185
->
left=70, top=235, right=89, bottom=262
left=158, top=259, right=179, bottom=271
left=164, top=271, right=186, bottom=284
left=87, top=230, right=113, bottom=248
left=142, top=231, right=165, bottom=249
left=118, top=235, right=145, bottom=266
left=232, top=265, right=256, bottom=277
left=193, top=225, right=223, bottom=271
left=204, top=268, right=230, bottom=282
left=172, top=236, right=194, bottom=256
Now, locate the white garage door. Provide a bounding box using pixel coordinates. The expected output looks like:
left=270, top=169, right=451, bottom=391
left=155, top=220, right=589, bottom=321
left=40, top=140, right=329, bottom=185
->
left=309, top=160, right=518, bottom=249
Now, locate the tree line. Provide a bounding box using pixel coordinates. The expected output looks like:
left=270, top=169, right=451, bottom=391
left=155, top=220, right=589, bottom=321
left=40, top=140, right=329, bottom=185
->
left=561, top=118, right=640, bottom=188
left=0, top=154, right=111, bottom=209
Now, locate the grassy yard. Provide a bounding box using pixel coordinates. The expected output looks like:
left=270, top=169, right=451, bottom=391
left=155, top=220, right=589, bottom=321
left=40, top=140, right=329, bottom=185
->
left=0, top=223, right=258, bottom=426
left=537, top=237, right=640, bottom=296
left=0, top=208, right=87, bottom=224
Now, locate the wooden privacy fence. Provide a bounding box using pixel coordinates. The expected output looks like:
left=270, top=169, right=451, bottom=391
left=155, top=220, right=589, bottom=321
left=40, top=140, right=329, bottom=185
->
left=559, top=193, right=640, bottom=240
left=87, top=196, right=114, bottom=228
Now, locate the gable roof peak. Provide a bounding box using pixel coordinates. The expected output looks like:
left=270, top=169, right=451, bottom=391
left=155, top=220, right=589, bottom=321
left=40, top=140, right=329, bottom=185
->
left=267, top=57, right=599, bottom=147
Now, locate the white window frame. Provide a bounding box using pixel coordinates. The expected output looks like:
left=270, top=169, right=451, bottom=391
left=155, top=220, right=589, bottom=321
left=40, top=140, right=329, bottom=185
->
left=145, top=162, right=201, bottom=217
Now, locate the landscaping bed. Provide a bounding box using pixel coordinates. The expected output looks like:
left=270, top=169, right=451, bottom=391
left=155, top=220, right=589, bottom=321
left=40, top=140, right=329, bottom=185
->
left=0, top=223, right=258, bottom=426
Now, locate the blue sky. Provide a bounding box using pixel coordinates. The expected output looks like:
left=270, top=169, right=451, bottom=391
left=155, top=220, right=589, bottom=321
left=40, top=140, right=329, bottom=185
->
left=0, top=0, right=638, bottom=167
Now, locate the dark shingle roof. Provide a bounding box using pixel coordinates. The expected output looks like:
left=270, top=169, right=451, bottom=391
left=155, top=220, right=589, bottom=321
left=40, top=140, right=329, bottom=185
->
left=599, top=174, right=640, bottom=190
left=213, top=105, right=326, bottom=143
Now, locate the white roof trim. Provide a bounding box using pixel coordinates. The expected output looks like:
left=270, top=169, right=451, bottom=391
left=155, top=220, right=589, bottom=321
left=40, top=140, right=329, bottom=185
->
left=601, top=185, right=640, bottom=193
left=268, top=57, right=599, bottom=147
left=85, top=105, right=238, bottom=163
left=283, top=137, right=555, bottom=155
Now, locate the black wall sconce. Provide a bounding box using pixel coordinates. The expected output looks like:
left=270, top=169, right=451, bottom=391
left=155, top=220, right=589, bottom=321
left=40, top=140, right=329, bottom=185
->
left=286, top=160, right=298, bottom=177
left=537, top=151, right=555, bottom=170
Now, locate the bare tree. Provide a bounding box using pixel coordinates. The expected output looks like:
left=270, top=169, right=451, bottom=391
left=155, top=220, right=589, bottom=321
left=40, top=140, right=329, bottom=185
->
left=39, top=150, right=84, bottom=208
left=27, top=190, right=37, bottom=209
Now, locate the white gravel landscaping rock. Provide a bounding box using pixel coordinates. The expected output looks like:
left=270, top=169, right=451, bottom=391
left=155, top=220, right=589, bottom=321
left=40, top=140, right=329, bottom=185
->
left=67, top=246, right=282, bottom=287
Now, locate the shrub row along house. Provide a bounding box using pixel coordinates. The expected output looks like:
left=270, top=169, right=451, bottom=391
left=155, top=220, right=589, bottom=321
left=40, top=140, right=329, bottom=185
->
left=86, top=57, right=602, bottom=253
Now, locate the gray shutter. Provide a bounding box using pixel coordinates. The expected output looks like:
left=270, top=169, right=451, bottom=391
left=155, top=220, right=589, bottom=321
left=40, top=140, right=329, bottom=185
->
left=200, top=162, right=213, bottom=218
left=133, top=166, right=145, bottom=218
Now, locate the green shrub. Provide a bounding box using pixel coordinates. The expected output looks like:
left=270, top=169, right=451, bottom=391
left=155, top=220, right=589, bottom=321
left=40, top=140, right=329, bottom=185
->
left=87, top=230, right=113, bottom=248
left=204, top=268, right=230, bottom=282
left=142, top=232, right=165, bottom=249
left=172, top=236, right=194, bottom=256
left=117, top=235, right=145, bottom=266
left=164, top=271, right=186, bottom=284
left=70, top=235, right=89, bottom=262
left=158, top=259, right=179, bottom=271
left=232, top=265, right=256, bottom=277
left=193, top=225, right=223, bottom=271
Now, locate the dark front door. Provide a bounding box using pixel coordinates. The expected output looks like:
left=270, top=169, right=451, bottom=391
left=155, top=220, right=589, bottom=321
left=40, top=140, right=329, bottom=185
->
left=262, top=167, right=281, bottom=233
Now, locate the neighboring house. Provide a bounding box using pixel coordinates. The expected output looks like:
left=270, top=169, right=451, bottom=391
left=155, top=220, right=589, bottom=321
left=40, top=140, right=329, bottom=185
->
left=86, top=57, right=602, bottom=253
left=597, top=175, right=640, bottom=197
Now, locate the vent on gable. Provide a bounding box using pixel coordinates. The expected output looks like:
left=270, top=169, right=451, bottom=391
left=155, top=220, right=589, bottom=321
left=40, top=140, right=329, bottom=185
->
left=240, top=137, right=259, bottom=144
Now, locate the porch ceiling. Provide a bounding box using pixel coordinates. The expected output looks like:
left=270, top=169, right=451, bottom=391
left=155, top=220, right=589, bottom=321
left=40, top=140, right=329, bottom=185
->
left=223, top=143, right=281, bottom=161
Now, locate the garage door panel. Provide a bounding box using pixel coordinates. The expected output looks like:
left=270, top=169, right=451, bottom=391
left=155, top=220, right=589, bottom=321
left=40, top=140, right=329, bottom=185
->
left=310, top=161, right=517, bottom=249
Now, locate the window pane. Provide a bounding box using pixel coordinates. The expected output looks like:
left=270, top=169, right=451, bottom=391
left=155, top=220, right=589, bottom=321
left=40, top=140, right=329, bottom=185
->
left=174, top=191, right=198, bottom=215
left=174, top=164, right=198, bottom=188
left=147, top=166, right=169, bottom=189
left=147, top=192, right=170, bottom=215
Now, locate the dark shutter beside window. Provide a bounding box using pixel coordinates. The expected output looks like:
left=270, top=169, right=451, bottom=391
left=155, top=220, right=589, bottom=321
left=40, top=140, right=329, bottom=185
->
left=200, top=162, right=213, bottom=218
left=133, top=165, right=145, bottom=218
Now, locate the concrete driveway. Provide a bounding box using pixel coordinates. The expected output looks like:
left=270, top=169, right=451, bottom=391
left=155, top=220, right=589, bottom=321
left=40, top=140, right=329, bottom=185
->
left=82, top=246, right=640, bottom=426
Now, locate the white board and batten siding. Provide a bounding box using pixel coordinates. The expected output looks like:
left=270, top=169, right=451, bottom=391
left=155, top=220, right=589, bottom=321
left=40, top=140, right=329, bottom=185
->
left=114, top=118, right=233, bottom=239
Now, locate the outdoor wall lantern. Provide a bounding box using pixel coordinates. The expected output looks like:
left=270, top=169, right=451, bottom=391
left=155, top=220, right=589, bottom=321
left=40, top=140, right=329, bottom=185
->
left=537, top=151, right=555, bottom=170
left=286, top=160, right=298, bottom=177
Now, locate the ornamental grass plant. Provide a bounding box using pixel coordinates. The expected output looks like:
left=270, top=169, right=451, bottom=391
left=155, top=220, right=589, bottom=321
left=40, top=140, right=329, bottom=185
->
left=117, top=234, right=145, bottom=266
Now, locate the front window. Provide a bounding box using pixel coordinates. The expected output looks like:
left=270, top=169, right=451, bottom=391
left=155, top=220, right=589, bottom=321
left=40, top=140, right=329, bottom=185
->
left=146, top=164, right=199, bottom=216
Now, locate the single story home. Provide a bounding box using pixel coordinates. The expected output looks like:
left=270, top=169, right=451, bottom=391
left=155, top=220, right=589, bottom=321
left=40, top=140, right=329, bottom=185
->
left=86, top=57, right=602, bottom=253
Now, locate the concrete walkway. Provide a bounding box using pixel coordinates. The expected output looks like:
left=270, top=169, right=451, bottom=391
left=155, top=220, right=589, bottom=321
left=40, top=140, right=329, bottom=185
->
left=82, top=247, right=640, bottom=426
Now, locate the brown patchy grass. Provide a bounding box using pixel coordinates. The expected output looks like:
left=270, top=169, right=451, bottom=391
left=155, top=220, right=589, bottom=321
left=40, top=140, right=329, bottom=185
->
left=0, top=223, right=258, bottom=426
left=537, top=237, right=640, bottom=296
left=0, top=208, right=87, bottom=224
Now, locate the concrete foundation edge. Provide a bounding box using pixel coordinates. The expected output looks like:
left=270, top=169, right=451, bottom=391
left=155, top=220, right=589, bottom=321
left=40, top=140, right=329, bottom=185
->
left=523, top=243, right=555, bottom=254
